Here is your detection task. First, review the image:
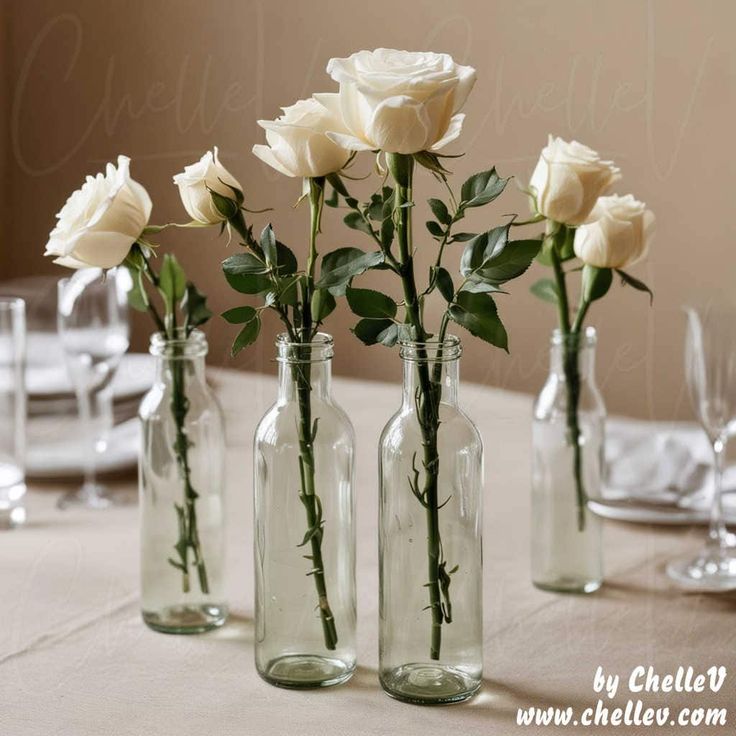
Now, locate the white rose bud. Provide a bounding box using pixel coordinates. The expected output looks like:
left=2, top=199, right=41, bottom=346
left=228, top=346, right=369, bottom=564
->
left=173, top=146, right=243, bottom=224
left=323, top=48, right=476, bottom=155
left=44, top=155, right=152, bottom=270
left=574, top=194, right=655, bottom=269
left=252, top=96, right=352, bottom=178
left=530, top=136, right=621, bottom=225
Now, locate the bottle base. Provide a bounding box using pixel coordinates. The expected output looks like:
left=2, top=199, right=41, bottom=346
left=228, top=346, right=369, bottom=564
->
left=380, top=663, right=481, bottom=705
left=142, top=604, right=228, bottom=634
left=258, top=654, right=355, bottom=689
left=533, top=577, right=602, bottom=594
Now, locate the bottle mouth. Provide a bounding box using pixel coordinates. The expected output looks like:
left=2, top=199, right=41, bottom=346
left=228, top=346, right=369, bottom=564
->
left=276, top=332, right=334, bottom=363
left=150, top=328, right=208, bottom=358
left=551, top=326, right=597, bottom=349
left=399, top=335, right=462, bottom=362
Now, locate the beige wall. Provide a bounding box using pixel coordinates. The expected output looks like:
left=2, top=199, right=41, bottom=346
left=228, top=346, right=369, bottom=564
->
left=2, top=0, right=734, bottom=419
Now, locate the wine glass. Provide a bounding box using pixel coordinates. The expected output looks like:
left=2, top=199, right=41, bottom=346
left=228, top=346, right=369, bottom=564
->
left=666, top=302, right=736, bottom=590
left=57, top=268, right=130, bottom=509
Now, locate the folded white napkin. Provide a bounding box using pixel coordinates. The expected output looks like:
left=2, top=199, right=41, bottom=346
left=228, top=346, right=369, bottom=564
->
left=604, top=418, right=736, bottom=510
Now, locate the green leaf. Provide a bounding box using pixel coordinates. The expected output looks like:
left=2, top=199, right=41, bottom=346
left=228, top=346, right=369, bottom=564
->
left=461, top=228, right=541, bottom=285
left=221, top=305, right=257, bottom=324
left=428, top=198, right=451, bottom=225
left=448, top=291, right=508, bottom=351
left=367, top=193, right=384, bottom=221
left=459, top=169, right=509, bottom=209
left=450, top=232, right=476, bottom=242
left=260, top=224, right=277, bottom=267
left=182, top=282, right=212, bottom=329
left=343, top=211, right=373, bottom=236
left=582, top=265, right=613, bottom=303
left=274, top=241, right=297, bottom=275
left=158, top=254, right=186, bottom=309
left=459, top=279, right=507, bottom=294
left=346, top=287, right=397, bottom=319
left=616, top=269, right=653, bottom=304
left=530, top=278, right=559, bottom=304
left=352, top=318, right=397, bottom=346
left=311, top=288, right=336, bottom=323
left=231, top=314, right=261, bottom=356
left=316, top=247, right=384, bottom=290
left=126, top=267, right=149, bottom=312
left=380, top=215, right=394, bottom=250
left=433, top=267, right=454, bottom=302
left=275, top=274, right=302, bottom=306
left=222, top=252, right=271, bottom=294
left=426, top=220, right=444, bottom=238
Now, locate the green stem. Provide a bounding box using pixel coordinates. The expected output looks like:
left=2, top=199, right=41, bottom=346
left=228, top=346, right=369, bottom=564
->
left=142, top=255, right=209, bottom=594
left=292, top=178, right=337, bottom=650
left=548, top=224, right=586, bottom=532
left=388, top=153, right=447, bottom=661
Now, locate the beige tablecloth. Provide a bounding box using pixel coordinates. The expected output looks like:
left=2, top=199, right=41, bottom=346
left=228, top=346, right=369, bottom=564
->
left=2, top=370, right=734, bottom=736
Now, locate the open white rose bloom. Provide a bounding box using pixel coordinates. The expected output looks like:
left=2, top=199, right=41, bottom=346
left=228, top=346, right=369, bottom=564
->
left=44, top=155, right=151, bottom=269
left=324, top=48, right=476, bottom=154
left=253, top=96, right=352, bottom=178
left=530, top=136, right=621, bottom=225
left=173, top=146, right=242, bottom=224
left=574, top=194, right=655, bottom=269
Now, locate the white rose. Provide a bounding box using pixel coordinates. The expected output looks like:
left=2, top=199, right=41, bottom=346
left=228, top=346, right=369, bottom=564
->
left=323, top=48, right=476, bottom=154
left=252, top=96, right=352, bottom=178
left=44, top=155, right=152, bottom=270
left=173, top=146, right=243, bottom=224
left=530, top=136, right=621, bottom=225
left=574, top=194, right=655, bottom=269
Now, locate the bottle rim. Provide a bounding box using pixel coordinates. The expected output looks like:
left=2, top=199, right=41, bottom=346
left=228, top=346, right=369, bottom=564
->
left=551, top=326, right=597, bottom=348
left=150, top=328, right=208, bottom=358
left=399, top=334, right=462, bottom=362
left=275, top=331, right=334, bottom=363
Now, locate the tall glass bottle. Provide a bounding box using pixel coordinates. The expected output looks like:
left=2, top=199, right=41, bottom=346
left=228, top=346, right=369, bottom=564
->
left=379, top=337, right=483, bottom=705
left=531, top=326, right=605, bottom=593
left=254, top=333, right=356, bottom=688
left=139, top=329, right=227, bottom=633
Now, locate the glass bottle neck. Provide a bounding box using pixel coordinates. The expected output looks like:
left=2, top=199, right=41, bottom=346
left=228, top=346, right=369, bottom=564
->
left=278, top=359, right=332, bottom=403
left=150, top=329, right=208, bottom=387
left=275, top=332, right=334, bottom=404
left=154, top=353, right=207, bottom=385
left=402, top=358, right=459, bottom=408
left=549, top=328, right=597, bottom=381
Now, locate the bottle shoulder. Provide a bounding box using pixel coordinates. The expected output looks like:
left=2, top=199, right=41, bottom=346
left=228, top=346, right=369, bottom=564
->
left=533, top=375, right=606, bottom=422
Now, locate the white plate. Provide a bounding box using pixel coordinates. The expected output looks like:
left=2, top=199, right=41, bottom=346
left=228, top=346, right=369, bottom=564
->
left=590, top=489, right=736, bottom=526
left=27, top=346, right=154, bottom=400
left=26, top=417, right=139, bottom=478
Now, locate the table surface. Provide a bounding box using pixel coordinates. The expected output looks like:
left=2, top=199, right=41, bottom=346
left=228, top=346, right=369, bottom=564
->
left=2, top=369, right=734, bottom=736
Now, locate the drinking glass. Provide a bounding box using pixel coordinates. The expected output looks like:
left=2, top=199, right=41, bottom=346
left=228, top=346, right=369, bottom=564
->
left=57, top=269, right=130, bottom=509
left=0, top=298, right=27, bottom=527
left=666, top=303, right=736, bottom=590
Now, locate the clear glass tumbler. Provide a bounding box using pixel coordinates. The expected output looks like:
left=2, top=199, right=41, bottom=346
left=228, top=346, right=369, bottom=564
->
left=0, top=298, right=27, bottom=528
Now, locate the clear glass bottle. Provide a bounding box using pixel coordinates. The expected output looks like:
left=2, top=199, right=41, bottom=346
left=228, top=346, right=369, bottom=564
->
left=254, top=333, right=356, bottom=688
left=139, top=329, right=227, bottom=633
left=379, top=337, right=483, bottom=705
left=531, top=326, right=605, bottom=594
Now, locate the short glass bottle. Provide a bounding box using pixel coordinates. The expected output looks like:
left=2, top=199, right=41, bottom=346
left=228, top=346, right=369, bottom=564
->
left=379, top=336, right=483, bottom=705
left=139, top=329, right=227, bottom=633
left=254, top=333, right=356, bottom=688
left=531, top=326, right=605, bottom=594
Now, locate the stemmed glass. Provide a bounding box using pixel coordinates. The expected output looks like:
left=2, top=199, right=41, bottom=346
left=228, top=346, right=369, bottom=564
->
left=57, top=268, right=130, bottom=509
left=667, top=303, right=736, bottom=590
